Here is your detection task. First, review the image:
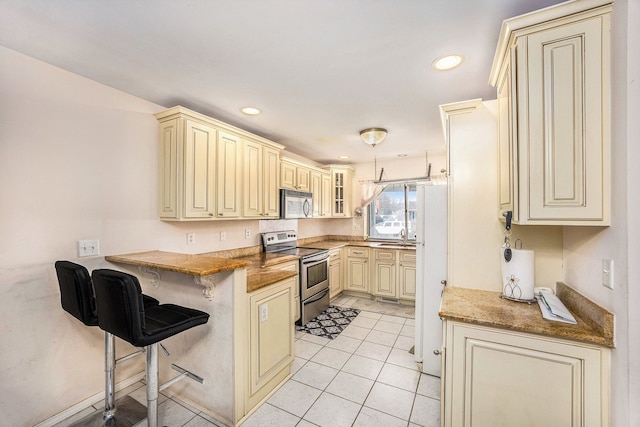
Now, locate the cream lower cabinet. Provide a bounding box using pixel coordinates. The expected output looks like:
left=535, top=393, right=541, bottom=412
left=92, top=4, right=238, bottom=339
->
left=443, top=321, right=610, bottom=427
left=329, top=248, right=343, bottom=300
left=345, top=247, right=370, bottom=293
left=246, top=276, right=296, bottom=410
left=372, top=249, right=416, bottom=302
left=490, top=2, right=611, bottom=225
left=271, top=260, right=300, bottom=322
left=398, top=251, right=416, bottom=300
left=373, top=250, right=397, bottom=298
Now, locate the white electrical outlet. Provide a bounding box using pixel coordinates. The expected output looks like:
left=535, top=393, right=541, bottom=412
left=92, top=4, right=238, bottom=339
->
left=245, top=229, right=251, bottom=239
left=78, top=239, right=100, bottom=257
left=187, top=233, right=195, bottom=245
left=602, top=258, right=614, bottom=289
left=220, top=231, right=226, bottom=241
left=260, top=303, right=268, bottom=322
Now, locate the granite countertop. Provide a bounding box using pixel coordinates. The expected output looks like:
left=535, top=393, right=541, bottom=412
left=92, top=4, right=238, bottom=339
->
left=439, top=285, right=614, bottom=348
left=233, top=253, right=299, bottom=293
left=105, top=250, right=251, bottom=276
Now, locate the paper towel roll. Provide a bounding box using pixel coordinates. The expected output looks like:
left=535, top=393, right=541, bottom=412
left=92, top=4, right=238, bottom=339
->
left=500, top=248, right=535, bottom=301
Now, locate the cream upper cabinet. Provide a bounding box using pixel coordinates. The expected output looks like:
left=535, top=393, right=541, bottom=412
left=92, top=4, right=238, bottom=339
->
left=489, top=1, right=611, bottom=225
left=328, top=166, right=354, bottom=217
left=216, top=131, right=242, bottom=218
left=155, top=106, right=284, bottom=221
left=310, top=169, right=332, bottom=217
left=443, top=321, right=610, bottom=427
left=243, top=140, right=281, bottom=218
left=157, top=117, right=217, bottom=219
left=280, top=158, right=311, bottom=192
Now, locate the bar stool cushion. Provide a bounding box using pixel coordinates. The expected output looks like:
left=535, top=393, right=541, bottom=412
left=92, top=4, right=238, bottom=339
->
left=92, top=269, right=209, bottom=347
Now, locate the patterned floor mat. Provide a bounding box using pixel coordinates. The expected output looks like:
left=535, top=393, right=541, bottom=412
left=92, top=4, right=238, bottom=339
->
left=296, top=305, right=360, bottom=340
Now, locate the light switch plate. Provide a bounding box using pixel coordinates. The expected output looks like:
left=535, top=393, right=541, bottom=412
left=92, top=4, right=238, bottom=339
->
left=78, top=239, right=100, bottom=257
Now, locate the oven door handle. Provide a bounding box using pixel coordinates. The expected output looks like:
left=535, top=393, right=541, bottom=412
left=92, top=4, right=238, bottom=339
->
left=304, top=287, right=329, bottom=304
left=301, top=252, right=329, bottom=265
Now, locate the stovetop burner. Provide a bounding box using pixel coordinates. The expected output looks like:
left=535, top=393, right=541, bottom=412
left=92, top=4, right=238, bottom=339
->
left=261, top=230, right=328, bottom=259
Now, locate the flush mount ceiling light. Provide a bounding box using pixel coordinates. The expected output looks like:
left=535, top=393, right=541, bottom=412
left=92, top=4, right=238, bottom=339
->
left=432, top=54, right=464, bottom=71
left=360, top=128, right=387, bottom=147
left=241, top=107, right=261, bottom=115
left=339, top=155, right=350, bottom=160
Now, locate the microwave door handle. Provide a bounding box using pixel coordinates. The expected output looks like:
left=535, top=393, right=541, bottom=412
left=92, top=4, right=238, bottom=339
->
left=303, top=199, right=310, bottom=217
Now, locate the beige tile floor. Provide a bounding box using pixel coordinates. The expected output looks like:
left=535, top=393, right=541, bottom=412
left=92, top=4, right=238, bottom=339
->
left=55, top=296, right=440, bottom=427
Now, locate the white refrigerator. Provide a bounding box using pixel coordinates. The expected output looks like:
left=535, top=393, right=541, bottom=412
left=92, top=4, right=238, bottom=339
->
left=414, top=183, right=448, bottom=377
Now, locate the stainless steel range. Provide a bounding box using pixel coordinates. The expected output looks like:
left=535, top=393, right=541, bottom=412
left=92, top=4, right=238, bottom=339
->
left=262, top=231, right=329, bottom=325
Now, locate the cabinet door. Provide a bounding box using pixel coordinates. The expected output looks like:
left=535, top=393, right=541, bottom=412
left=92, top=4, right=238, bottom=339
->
left=263, top=146, right=281, bottom=218
left=399, top=263, right=416, bottom=301
left=158, top=119, right=179, bottom=219
left=216, top=131, right=242, bottom=218
left=184, top=120, right=216, bottom=218
left=243, top=140, right=263, bottom=218
left=444, top=321, right=609, bottom=427
left=329, top=260, right=342, bottom=300
left=524, top=15, right=608, bottom=222
left=346, top=258, right=369, bottom=293
left=280, top=161, right=296, bottom=190
left=496, top=51, right=517, bottom=220
left=296, top=167, right=311, bottom=192
left=321, top=173, right=332, bottom=217
left=332, top=171, right=346, bottom=216
left=310, top=171, right=322, bottom=217
left=374, top=261, right=396, bottom=298
left=248, top=278, right=295, bottom=398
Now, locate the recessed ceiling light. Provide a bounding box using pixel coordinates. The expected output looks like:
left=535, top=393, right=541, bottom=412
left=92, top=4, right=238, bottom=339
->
left=432, top=54, right=464, bottom=71
left=241, top=107, right=261, bottom=115
left=339, top=155, right=349, bottom=160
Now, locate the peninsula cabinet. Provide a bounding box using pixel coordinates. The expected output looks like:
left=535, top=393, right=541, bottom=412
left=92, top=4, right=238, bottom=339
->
left=246, top=276, right=296, bottom=410
left=489, top=1, right=611, bottom=225
left=155, top=106, right=284, bottom=221
left=443, top=321, right=610, bottom=427
left=243, top=140, right=280, bottom=218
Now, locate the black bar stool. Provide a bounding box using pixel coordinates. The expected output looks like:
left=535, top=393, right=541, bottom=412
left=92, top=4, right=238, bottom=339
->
left=91, top=269, right=209, bottom=427
left=55, top=261, right=159, bottom=426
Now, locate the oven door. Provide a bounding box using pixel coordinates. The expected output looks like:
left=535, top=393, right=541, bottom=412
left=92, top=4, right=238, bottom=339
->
left=300, top=252, right=329, bottom=301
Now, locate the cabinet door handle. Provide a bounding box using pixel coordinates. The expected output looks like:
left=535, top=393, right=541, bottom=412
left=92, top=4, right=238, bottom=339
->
left=219, top=213, right=223, bottom=216
left=208, top=213, right=214, bottom=217
left=433, top=349, right=441, bottom=355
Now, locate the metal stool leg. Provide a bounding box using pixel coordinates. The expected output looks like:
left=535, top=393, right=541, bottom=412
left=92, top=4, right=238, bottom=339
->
left=146, top=343, right=159, bottom=427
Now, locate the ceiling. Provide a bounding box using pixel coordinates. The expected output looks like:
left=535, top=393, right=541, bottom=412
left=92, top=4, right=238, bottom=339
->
left=0, top=0, right=564, bottom=164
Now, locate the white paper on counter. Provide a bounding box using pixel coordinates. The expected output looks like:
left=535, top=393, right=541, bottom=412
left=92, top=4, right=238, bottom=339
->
left=536, top=290, right=577, bottom=324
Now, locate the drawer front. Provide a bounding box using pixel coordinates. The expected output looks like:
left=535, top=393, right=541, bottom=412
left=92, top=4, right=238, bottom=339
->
left=329, top=248, right=342, bottom=261
left=375, top=249, right=395, bottom=260
left=400, top=251, right=417, bottom=262
left=275, top=260, right=298, bottom=272
left=347, top=247, right=369, bottom=258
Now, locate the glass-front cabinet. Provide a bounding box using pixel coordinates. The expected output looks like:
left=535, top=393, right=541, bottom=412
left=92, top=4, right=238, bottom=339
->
left=328, top=166, right=354, bottom=217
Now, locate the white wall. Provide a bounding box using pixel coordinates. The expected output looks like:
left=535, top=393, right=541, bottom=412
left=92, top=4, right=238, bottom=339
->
left=562, top=0, right=639, bottom=424
left=0, top=46, right=343, bottom=426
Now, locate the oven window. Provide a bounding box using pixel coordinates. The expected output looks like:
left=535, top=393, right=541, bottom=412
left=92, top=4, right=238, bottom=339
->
left=306, top=261, right=328, bottom=289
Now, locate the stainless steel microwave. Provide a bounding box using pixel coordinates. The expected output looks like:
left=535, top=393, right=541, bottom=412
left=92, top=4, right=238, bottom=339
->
left=280, top=189, right=313, bottom=219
